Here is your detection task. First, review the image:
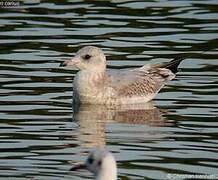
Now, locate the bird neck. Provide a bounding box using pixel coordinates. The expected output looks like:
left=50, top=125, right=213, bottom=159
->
left=96, top=155, right=117, bottom=180
left=88, top=69, right=105, bottom=74
left=74, top=70, right=109, bottom=102
left=77, top=70, right=107, bottom=85
left=96, top=166, right=117, bottom=180
left=85, top=66, right=106, bottom=73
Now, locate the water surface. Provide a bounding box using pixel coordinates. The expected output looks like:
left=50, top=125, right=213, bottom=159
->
left=0, top=0, right=218, bottom=179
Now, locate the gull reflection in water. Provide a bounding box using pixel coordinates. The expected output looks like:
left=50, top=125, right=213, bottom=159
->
left=72, top=101, right=170, bottom=149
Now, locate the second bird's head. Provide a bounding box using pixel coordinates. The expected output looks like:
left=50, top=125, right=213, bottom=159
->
left=70, top=149, right=117, bottom=179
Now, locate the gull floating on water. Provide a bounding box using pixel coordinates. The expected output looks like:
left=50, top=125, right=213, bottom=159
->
left=70, top=149, right=117, bottom=180
left=60, top=46, right=184, bottom=104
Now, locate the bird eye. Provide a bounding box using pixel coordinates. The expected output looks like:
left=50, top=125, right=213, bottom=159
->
left=87, top=157, right=94, bottom=164
left=98, top=160, right=102, bottom=166
left=84, top=54, right=91, bottom=60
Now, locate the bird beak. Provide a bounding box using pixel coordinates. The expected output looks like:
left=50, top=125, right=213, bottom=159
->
left=60, top=56, right=80, bottom=67
left=70, top=163, right=87, bottom=171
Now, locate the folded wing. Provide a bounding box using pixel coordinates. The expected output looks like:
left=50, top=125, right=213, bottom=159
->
left=108, top=56, right=184, bottom=98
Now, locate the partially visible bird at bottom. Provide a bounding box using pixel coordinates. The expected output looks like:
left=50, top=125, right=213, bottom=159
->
left=70, top=149, right=117, bottom=180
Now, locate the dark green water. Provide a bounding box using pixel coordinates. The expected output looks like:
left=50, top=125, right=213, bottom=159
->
left=0, top=0, right=218, bottom=179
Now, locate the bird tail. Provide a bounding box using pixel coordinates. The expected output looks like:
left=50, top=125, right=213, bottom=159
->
left=162, top=56, right=185, bottom=74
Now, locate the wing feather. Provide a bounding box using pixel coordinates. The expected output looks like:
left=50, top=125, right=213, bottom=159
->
left=107, top=65, right=175, bottom=97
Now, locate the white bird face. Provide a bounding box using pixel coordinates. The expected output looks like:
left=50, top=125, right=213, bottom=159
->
left=70, top=149, right=117, bottom=179
left=85, top=149, right=106, bottom=175
left=60, top=46, right=106, bottom=72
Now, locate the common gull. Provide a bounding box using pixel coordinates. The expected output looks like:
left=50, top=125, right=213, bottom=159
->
left=60, top=46, right=184, bottom=104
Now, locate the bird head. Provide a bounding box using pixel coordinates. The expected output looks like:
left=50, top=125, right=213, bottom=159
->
left=60, top=46, right=106, bottom=72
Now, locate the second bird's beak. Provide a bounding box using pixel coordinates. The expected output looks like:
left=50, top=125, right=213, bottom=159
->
left=70, top=163, right=87, bottom=171
left=59, top=56, right=80, bottom=67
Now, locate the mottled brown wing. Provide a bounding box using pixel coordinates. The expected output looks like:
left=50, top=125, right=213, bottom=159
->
left=108, top=65, right=175, bottom=97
